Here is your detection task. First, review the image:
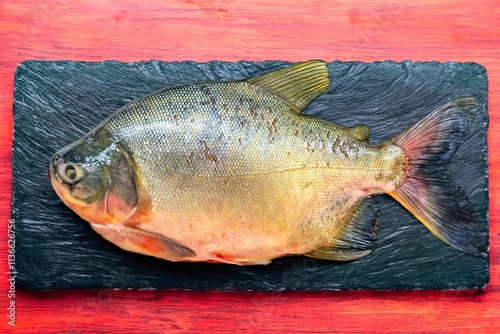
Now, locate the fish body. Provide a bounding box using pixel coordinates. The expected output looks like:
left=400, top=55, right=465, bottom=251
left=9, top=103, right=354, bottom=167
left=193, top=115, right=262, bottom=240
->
left=49, top=61, right=485, bottom=265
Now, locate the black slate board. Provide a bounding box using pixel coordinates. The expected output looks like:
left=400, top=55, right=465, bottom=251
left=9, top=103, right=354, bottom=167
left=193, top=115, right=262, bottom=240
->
left=12, top=60, right=489, bottom=290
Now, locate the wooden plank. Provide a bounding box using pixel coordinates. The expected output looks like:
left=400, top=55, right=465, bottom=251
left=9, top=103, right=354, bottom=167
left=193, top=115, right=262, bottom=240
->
left=0, top=0, right=499, bottom=332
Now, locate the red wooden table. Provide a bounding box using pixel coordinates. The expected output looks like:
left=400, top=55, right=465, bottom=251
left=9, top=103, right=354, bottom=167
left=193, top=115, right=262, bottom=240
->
left=1, top=1, right=499, bottom=332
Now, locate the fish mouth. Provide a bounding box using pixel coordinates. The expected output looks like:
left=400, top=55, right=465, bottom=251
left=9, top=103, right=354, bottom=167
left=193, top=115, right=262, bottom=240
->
left=49, top=154, right=60, bottom=178
left=51, top=154, right=68, bottom=179
left=49, top=155, right=59, bottom=185
left=49, top=155, right=66, bottom=201
left=48, top=155, right=76, bottom=205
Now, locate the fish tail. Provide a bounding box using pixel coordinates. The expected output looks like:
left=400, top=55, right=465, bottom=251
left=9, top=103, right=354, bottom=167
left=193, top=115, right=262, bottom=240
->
left=389, top=98, right=487, bottom=256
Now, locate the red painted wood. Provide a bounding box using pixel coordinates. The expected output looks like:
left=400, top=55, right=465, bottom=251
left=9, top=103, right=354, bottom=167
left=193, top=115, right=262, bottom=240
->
left=1, top=0, right=499, bottom=332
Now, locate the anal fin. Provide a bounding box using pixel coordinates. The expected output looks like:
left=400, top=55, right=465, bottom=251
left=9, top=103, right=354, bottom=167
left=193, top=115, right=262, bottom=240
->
left=306, top=198, right=379, bottom=261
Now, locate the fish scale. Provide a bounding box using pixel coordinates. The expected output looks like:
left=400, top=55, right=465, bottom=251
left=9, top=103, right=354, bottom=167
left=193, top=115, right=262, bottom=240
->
left=111, top=84, right=379, bottom=192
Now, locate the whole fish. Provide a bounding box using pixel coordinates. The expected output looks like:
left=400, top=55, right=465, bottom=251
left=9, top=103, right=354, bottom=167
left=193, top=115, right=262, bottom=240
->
left=49, top=60, right=485, bottom=265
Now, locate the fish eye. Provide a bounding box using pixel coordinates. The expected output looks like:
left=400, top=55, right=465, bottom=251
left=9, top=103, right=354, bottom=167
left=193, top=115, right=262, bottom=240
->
left=62, top=165, right=83, bottom=184
left=65, top=166, right=77, bottom=180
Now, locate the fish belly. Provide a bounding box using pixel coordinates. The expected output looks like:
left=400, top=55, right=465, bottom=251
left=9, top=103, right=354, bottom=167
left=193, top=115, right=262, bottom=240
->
left=143, top=168, right=367, bottom=263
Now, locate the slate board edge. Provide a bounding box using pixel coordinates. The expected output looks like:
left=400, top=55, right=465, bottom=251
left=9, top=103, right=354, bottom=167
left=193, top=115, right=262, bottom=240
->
left=11, top=60, right=489, bottom=291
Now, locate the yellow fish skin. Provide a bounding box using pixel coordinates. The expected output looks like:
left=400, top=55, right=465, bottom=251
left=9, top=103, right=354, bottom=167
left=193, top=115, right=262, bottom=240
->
left=49, top=61, right=486, bottom=265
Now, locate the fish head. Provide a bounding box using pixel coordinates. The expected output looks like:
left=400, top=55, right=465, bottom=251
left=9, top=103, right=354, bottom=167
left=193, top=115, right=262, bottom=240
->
left=49, top=128, right=138, bottom=225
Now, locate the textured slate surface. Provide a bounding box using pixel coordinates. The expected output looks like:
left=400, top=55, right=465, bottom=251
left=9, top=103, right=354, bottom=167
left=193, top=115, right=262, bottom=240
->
left=12, top=60, right=489, bottom=290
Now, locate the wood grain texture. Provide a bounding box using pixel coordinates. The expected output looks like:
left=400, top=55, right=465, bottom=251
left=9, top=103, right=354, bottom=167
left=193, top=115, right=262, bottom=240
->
left=0, top=0, right=499, bottom=333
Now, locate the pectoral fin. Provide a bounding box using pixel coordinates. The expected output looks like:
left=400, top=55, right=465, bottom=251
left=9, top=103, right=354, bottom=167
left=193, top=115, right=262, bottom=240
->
left=246, top=60, right=330, bottom=113
left=121, top=226, right=196, bottom=259
left=306, top=198, right=379, bottom=261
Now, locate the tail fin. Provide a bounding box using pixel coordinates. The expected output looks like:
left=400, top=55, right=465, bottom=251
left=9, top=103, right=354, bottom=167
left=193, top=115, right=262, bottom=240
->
left=389, top=98, right=487, bottom=257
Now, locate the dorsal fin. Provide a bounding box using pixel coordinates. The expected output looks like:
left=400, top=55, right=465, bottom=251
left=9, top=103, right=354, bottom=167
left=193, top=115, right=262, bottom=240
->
left=246, top=60, right=330, bottom=113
